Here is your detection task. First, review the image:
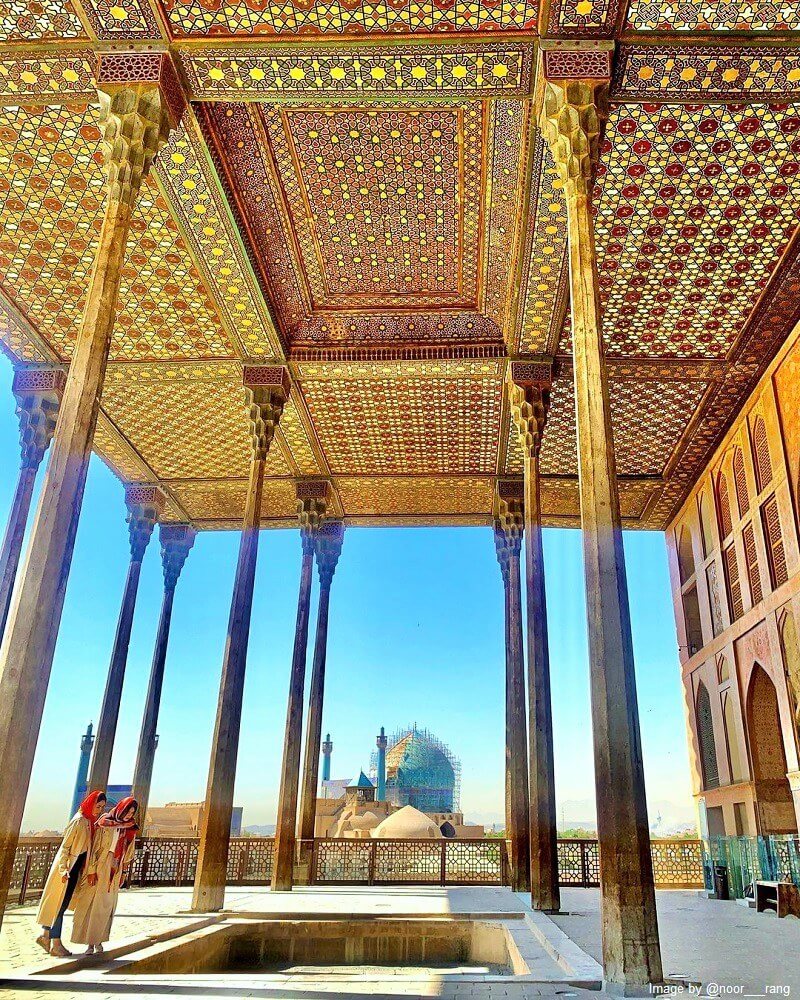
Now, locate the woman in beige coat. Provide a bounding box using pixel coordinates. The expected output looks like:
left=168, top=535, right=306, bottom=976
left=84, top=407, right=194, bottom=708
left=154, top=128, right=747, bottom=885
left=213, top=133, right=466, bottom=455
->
left=71, top=797, right=138, bottom=955
left=36, top=791, right=106, bottom=957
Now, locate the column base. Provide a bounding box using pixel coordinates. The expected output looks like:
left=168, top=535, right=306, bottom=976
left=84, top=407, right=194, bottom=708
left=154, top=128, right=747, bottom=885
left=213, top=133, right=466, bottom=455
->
left=270, top=880, right=294, bottom=892
left=190, top=885, right=226, bottom=914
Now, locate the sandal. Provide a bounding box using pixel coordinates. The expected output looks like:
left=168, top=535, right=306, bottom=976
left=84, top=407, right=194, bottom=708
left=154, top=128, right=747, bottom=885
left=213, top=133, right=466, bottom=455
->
left=35, top=933, right=50, bottom=955
left=50, top=940, right=72, bottom=958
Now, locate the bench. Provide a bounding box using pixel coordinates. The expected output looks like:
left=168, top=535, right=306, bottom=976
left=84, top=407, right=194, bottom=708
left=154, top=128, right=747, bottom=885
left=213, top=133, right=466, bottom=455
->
left=755, top=881, right=800, bottom=918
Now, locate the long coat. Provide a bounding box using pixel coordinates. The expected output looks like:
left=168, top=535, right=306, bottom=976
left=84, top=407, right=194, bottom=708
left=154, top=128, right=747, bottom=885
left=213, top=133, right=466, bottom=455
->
left=70, top=826, right=135, bottom=945
left=36, top=814, right=91, bottom=929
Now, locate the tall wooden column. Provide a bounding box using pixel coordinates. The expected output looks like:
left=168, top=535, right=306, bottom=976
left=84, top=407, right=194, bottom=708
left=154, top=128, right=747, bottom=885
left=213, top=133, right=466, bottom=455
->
left=272, top=480, right=330, bottom=891
left=494, top=480, right=531, bottom=893
left=0, top=53, right=184, bottom=928
left=298, top=520, right=345, bottom=846
left=0, top=367, right=65, bottom=640
left=509, top=361, right=560, bottom=913
left=192, top=366, right=290, bottom=913
left=88, top=484, right=164, bottom=793
left=540, top=45, right=662, bottom=987
left=132, top=523, right=196, bottom=824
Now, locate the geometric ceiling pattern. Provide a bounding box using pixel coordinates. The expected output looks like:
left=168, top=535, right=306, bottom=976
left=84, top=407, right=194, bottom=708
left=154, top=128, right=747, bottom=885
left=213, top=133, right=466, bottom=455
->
left=200, top=97, right=530, bottom=349
left=0, top=103, right=233, bottom=362
left=576, top=101, right=800, bottom=358
left=626, top=0, right=800, bottom=30
left=1, top=0, right=800, bottom=532
left=160, top=0, right=541, bottom=36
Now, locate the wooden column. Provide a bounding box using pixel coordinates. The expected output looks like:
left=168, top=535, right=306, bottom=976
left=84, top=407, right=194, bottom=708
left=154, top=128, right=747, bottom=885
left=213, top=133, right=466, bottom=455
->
left=0, top=53, right=184, bottom=928
left=272, top=480, right=331, bottom=891
left=298, top=520, right=345, bottom=846
left=494, top=481, right=531, bottom=893
left=132, top=524, right=196, bottom=824
left=540, top=45, right=662, bottom=987
left=509, top=361, right=560, bottom=913
left=88, top=485, right=164, bottom=793
left=192, top=366, right=290, bottom=913
left=0, top=367, right=65, bottom=640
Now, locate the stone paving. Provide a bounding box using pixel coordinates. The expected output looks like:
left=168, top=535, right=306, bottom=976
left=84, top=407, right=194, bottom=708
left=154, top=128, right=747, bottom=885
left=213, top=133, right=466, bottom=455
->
left=552, top=887, right=800, bottom=995
left=2, top=885, right=799, bottom=999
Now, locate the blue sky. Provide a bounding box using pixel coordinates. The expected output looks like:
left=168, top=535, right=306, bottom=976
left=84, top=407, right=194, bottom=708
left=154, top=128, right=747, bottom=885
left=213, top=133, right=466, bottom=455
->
left=0, top=357, right=695, bottom=834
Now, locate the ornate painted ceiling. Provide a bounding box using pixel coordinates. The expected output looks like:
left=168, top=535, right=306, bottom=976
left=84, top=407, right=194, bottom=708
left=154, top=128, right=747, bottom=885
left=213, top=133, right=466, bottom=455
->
left=1, top=0, right=800, bottom=530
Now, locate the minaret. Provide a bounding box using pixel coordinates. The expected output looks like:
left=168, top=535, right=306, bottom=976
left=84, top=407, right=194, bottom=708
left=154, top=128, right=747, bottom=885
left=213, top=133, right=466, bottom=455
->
left=376, top=726, right=388, bottom=801
left=321, top=733, right=333, bottom=783
left=70, top=723, right=94, bottom=818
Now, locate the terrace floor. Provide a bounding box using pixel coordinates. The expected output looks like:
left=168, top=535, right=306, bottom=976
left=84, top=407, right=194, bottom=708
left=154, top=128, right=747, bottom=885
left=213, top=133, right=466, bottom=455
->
left=0, top=886, right=797, bottom=999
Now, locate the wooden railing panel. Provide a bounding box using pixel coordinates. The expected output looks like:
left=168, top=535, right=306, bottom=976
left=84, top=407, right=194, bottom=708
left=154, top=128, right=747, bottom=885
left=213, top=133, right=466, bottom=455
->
left=10, top=835, right=706, bottom=897
left=444, top=840, right=503, bottom=884
left=650, top=839, right=704, bottom=888
left=313, top=839, right=372, bottom=883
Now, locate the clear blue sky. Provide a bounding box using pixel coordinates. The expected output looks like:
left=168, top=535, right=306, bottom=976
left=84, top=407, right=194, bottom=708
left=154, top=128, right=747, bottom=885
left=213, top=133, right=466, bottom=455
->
left=0, top=357, right=695, bottom=834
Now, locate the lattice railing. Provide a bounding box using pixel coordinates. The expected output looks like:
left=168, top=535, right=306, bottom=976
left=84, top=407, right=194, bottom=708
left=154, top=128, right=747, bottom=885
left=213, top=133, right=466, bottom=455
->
left=11, top=838, right=60, bottom=904
left=650, top=839, right=705, bottom=888
left=129, top=838, right=198, bottom=885
left=10, top=835, right=705, bottom=901
left=557, top=839, right=600, bottom=886
left=227, top=837, right=275, bottom=883
left=445, top=839, right=505, bottom=884
left=310, top=838, right=505, bottom=885
left=313, top=838, right=372, bottom=883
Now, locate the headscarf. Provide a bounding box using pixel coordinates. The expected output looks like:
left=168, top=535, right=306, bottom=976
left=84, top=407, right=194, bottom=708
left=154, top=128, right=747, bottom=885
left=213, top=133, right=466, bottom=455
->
left=78, top=790, right=106, bottom=840
left=97, top=796, right=139, bottom=867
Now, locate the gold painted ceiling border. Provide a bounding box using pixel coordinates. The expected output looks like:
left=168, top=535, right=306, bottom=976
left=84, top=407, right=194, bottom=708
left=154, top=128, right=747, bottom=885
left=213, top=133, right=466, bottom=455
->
left=152, top=106, right=283, bottom=360
left=2, top=34, right=800, bottom=104
left=484, top=98, right=537, bottom=346
left=292, top=357, right=505, bottom=381
left=178, top=40, right=536, bottom=102
left=612, top=34, right=800, bottom=103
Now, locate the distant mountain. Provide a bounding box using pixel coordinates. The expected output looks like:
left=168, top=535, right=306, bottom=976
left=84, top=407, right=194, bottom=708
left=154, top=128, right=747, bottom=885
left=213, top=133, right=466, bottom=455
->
left=243, top=824, right=275, bottom=836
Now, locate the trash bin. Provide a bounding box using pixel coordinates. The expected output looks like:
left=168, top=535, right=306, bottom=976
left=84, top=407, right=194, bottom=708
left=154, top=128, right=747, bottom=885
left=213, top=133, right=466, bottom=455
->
left=713, top=863, right=730, bottom=900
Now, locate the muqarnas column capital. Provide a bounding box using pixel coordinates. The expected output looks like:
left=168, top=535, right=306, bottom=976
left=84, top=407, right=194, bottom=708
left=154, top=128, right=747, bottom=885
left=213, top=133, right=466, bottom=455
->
left=95, top=52, right=187, bottom=209
left=314, top=520, right=345, bottom=588
left=509, top=361, right=553, bottom=460
left=11, top=366, right=66, bottom=471
left=493, top=479, right=524, bottom=579
left=124, top=484, right=165, bottom=564
left=243, top=365, right=291, bottom=461
left=159, top=523, right=196, bottom=592
left=539, top=47, right=611, bottom=191
left=296, top=480, right=330, bottom=550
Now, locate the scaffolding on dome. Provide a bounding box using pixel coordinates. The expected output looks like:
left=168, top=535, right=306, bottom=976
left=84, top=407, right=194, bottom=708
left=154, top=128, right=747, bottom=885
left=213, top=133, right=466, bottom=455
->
left=370, top=724, right=461, bottom=813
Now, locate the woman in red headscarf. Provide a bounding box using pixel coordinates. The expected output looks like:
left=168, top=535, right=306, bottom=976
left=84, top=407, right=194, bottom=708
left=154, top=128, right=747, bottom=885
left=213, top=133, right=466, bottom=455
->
left=36, top=790, right=106, bottom=958
left=72, top=797, right=138, bottom=954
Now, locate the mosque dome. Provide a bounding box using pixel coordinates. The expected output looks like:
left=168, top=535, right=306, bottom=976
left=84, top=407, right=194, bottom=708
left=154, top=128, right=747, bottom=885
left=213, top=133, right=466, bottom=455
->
left=371, top=805, right=443, bottom=840
left=384, top=726, right=457, bottom=813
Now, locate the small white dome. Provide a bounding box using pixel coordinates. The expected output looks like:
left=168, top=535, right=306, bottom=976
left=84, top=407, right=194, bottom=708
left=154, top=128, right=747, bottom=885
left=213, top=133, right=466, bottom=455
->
left=371, top=805, right=443, bottom=840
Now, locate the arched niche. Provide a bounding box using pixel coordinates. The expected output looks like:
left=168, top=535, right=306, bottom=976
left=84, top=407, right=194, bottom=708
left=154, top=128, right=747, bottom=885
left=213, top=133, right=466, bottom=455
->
left=696, top=681, right=719, bottom=791
left=677, top=525, right=696, bottom=585
left=744, top=664, right=796, bottom=837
